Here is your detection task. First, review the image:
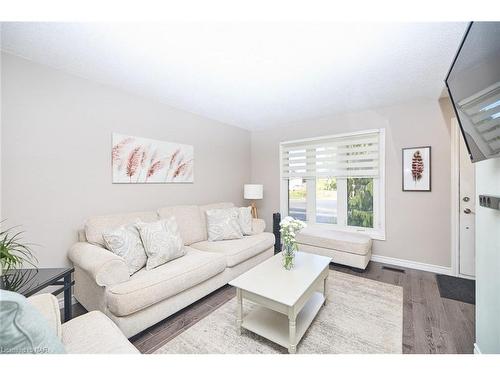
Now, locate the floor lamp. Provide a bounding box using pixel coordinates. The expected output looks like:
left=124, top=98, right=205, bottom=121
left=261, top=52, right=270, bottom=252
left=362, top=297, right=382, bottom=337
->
left=244, top=184, right=263, bottom=219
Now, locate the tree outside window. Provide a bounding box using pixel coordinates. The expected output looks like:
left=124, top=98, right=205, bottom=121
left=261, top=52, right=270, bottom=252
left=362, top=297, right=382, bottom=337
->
left=347, top=178, right=373, bottom=228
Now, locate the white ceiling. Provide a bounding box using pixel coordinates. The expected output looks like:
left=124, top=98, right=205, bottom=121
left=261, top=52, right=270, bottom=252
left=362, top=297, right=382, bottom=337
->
left=1, top=22, right=468, bottom=130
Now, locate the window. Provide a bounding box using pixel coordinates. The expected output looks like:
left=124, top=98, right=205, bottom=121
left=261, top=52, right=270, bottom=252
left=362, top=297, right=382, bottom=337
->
left=280, top=129, right=385, bottom=239
left=316, top=178, right=337, bottom=224
left=288, top=178, right=307, bottom=221
left=347, top=177, right=373, bottom=228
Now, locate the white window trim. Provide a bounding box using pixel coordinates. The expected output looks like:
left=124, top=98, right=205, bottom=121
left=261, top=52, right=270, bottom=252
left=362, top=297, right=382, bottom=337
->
left=279, top=128, right=386, bottom=241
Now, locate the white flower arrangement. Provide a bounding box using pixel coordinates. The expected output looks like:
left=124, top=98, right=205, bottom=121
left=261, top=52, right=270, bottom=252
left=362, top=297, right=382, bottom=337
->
left=279, top=216, right=306, bottom=269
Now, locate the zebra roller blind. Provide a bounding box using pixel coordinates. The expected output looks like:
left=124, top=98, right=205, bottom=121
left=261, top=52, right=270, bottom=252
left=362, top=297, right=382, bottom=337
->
left=281, top=130, right=381, bottom=179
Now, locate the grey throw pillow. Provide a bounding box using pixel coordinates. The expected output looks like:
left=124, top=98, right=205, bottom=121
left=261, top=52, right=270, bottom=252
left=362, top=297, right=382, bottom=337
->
left=206, top=207, right=244, bottom=241
left=136, top=217, right=186, bottom=270
left=238, top=206, right=253, bottom=235
left=102, top=224, right=147, bottom=275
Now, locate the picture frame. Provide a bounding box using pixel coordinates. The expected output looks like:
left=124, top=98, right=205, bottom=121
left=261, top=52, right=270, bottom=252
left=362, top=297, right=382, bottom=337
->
left=402, top=146, right=431, bottom=192
left=111, top=133, right=194, bottom=184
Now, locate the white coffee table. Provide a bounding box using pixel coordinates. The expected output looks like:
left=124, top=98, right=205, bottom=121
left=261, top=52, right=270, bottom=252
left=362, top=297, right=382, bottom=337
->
left=229, top=251, right=332, bottom=353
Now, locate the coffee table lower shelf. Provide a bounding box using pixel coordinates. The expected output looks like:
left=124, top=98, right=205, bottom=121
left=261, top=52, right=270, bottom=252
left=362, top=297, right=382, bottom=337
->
left=241, top=291, right=325, bottom=351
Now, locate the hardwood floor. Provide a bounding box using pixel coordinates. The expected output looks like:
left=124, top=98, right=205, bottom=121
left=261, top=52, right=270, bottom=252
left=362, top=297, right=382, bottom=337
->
left=70, top=261, right=475, bottom=354
left=130, top=284, right=236, bottom=353
left=329, top=262, right=475, bottom=354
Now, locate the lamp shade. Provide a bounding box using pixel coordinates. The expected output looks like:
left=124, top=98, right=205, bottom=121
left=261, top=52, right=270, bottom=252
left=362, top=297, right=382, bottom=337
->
left=244, top=184, right=263, bottom=200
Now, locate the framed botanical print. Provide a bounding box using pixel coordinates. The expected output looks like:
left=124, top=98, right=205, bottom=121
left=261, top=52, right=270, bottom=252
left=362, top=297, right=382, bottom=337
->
left=402, top=146, right=431, bottom=192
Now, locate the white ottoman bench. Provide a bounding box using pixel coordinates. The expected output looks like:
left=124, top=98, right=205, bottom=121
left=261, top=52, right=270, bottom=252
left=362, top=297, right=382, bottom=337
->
left=295, top=227, right=372, bottom=270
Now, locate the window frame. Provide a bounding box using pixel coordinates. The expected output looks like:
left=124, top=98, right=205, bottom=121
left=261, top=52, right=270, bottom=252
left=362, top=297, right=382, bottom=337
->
left=279, top=129, right=386, bottom=240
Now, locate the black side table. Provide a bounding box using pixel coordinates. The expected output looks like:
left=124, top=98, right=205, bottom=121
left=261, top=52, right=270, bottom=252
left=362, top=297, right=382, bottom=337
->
left=1, top=267, right=74, bottom=322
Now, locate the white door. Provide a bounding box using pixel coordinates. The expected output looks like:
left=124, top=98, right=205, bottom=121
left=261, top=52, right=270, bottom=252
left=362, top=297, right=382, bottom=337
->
left=458, top=128, right=476, bottom=277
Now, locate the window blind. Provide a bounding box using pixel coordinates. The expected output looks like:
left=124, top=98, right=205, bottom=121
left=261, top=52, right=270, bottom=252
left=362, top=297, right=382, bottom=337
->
left=281, top=130, right=380, bottom=179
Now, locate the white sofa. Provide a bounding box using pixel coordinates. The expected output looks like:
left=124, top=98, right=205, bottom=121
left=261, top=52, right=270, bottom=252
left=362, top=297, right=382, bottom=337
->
left=29, top=293, right=138, bottom=353
left=68, top=202, right=275, bottom=338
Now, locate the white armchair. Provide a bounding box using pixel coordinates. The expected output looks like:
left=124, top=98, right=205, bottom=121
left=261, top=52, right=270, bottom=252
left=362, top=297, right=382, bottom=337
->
left=28, top=293, right=138, bottom=354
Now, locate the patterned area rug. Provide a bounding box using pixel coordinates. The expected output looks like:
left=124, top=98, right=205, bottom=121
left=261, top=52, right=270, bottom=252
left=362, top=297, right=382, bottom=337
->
left=155, top=271, right=403, bottom=354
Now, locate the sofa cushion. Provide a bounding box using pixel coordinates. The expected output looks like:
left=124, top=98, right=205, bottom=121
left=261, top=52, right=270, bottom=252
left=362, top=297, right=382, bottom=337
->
left=106, top=248, right=226, bottom=316
left=199, top=202, right=234, bottom=241
left=62, top=311, right=139, bottom=354
left=295, top=227, right=372, bottom=256
left=85, top=211, right=158, bottom=247
left=190, top=232, right=275, bottom=267
left=136, top=218, right=186, bottom=270
left=102, top=224, right=147, bottom=275
left=251, top=218, right=266, bottom=235
left=206, top=207, right=243, bottom=241
left=157, top=205, right=205, bottom=245
left=238, top=206, right=253, bottom=235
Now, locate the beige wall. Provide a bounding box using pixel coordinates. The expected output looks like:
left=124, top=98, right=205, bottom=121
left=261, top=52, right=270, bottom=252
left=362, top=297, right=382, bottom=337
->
left=251, top=98, right=454, bottom=267
left=1, top=53, right=251, bottom=267
left=1, top=51, right=457, bottom=269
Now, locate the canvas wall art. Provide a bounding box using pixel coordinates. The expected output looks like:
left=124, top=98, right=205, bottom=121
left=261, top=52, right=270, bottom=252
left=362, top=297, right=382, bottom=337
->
left=402, top=146, right=431, bottom=191
left=112, top=133, right=194, bottom=183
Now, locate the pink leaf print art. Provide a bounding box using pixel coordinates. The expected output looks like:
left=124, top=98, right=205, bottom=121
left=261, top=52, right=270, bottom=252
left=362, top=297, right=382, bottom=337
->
left=135, top=146, right=151, bottom=182
left=140, top=149, right=148, bottom=168
left=172, top=160, right=193, bottom=179
left=112, top=137, right=134, bottom=170
left=112, top=133, right=193, bottom=183
left=126, top=147, right=142, bottom=182
left=169, top=149, right=180, bottom=169
left=145, top=159, right=164, bottom=182
left=149, top=149, right=158, bottom=165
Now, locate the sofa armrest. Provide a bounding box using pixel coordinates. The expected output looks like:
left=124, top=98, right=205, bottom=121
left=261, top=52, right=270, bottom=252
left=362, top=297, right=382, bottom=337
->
left=251, top=218, right=266, bottom=235
left=68, top=242, right=130, bottom=287
left=28, top=293, right=62, bottom=339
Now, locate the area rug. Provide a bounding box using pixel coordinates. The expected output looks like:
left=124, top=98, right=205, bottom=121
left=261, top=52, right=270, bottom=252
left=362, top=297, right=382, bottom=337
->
left=155, top=271, right=403, bottom=354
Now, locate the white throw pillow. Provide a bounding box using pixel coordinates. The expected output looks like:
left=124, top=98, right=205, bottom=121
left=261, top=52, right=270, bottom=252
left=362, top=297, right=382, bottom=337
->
left=206, top=208, right=243, bottom=241
left=238, top=206, right=253, bottom=235
left=135, top=217, right=186, bottom=270
left=102, top=225, right=147, bottom=275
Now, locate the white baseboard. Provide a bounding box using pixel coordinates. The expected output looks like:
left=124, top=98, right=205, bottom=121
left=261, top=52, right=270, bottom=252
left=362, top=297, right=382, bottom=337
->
left=457, top=273, right=476, bottom=281
left=474, top=343, right=481, bottom=354
left=371, top=254, right=452, bottom=275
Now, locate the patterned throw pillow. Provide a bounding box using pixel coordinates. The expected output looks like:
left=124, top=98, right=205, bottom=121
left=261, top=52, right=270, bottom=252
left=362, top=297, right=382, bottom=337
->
left=238, top=206, right=253, bottom=235
left=206, top=208, right=244, bottom=241
left=102, top=225, right=147, bottom=275
left=135, top=217, right=186, bottom=270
